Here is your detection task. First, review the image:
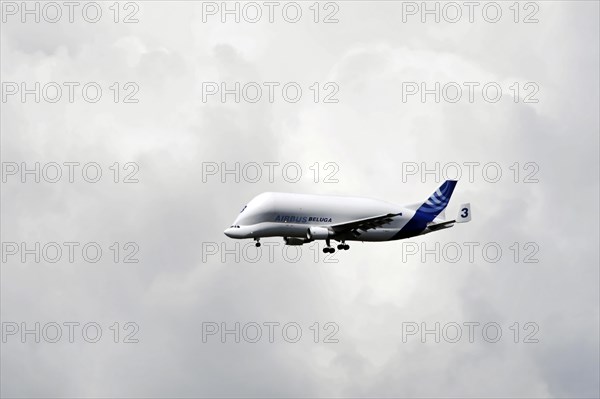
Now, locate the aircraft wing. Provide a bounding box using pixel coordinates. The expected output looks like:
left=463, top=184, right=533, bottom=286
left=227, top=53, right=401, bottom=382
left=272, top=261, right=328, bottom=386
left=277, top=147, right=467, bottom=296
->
left=330, top=213, right=401, bottom=237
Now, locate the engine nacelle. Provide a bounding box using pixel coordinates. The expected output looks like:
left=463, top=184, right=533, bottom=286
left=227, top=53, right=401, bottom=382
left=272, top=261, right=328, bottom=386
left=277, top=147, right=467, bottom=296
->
left=284, top=237, right=310, bottom=246
left=306, top=226, right=332, bottom=240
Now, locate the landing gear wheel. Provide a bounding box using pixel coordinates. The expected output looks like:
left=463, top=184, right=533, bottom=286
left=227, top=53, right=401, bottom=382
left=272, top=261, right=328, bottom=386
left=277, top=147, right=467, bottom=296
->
left=323, top=247, right=335, bottom=254
left=254, top=238, right=261, bottom=247
left=337, top=241, right=349, bottom=250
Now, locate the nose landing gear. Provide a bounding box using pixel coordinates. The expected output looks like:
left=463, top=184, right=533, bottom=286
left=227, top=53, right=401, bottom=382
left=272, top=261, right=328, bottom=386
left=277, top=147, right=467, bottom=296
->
left=254, top=238, right=261, bottom=247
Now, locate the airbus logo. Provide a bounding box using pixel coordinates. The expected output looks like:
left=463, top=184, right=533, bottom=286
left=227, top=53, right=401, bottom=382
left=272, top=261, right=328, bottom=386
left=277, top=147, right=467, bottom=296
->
left=274, top=215, right=333, bottom=223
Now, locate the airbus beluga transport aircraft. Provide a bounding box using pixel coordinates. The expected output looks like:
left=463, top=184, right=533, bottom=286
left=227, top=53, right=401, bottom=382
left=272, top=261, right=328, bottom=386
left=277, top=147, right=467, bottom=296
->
left=224, top=180, right=471, bottom=253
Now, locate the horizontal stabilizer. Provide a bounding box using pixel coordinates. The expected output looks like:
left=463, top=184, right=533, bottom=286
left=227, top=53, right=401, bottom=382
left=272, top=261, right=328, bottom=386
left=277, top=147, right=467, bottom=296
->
left=427, top=220, right=456, bottom=231
left=427, top=203, right=471, bottom=231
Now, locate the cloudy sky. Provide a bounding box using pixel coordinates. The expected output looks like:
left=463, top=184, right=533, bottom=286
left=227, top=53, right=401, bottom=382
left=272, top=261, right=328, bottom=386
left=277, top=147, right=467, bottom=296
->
left=1, top=1, right=599, bottom=397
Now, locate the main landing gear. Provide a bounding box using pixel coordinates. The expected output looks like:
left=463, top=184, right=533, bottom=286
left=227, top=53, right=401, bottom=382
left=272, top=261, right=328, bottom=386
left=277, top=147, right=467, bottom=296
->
left=322, top=239, right=349, bottom=253
left=254, top=238, right=261, bottom=247
left=337, top=243, right=350, bottom=251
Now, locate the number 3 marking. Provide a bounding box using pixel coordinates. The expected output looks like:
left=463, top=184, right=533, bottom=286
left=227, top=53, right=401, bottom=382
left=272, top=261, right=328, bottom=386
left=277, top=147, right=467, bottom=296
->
left=461, top=208, right=469, bottom=218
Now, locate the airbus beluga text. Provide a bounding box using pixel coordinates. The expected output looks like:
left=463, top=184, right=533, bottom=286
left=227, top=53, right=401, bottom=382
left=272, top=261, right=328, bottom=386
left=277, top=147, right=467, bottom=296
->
left=224, top=180, right=471, bottom=253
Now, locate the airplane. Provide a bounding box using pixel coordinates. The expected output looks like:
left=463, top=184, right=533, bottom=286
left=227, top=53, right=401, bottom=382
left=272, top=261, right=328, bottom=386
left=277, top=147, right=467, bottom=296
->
left=223, top=180, right=471, bottom=253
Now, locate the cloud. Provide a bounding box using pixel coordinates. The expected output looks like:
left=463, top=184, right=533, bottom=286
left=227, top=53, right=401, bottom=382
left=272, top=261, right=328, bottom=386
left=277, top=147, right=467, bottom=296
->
left=2, top=2, right=598, bottom=398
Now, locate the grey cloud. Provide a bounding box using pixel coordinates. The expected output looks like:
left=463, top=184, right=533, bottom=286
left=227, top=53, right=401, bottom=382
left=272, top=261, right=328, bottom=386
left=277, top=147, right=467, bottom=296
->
left=1, top=1, right=598, bottom=398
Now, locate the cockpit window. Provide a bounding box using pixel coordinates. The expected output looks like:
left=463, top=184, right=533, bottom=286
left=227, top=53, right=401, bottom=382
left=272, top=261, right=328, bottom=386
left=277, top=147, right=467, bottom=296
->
left=240, top=205, right=247, bottom=213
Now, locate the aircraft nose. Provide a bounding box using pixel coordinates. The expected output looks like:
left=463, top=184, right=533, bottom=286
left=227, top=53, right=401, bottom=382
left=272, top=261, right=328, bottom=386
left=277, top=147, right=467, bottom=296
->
left=224, top=227, right=234, bottom=238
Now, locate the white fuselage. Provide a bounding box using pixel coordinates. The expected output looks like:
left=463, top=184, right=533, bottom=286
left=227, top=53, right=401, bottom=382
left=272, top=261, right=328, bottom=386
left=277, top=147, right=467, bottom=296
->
left=224, top=192, right=442, bottom=242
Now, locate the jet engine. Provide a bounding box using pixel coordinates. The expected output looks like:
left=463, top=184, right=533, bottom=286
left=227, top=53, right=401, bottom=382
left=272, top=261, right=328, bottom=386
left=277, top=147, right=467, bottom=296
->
left=306, top=226, right=332, bottom=240
left=284, top=237, right=310, bottom=246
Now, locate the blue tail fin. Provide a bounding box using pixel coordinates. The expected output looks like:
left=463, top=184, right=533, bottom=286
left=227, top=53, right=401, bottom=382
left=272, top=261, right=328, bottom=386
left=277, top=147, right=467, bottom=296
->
left=393, top=180, right=457, bottom=239
left=417, top=179, right=457, bottom=217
